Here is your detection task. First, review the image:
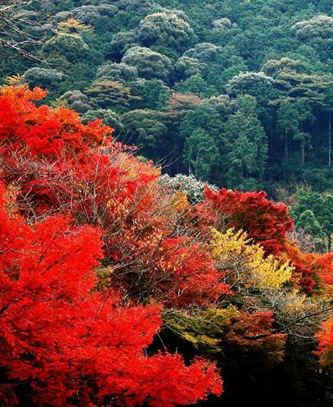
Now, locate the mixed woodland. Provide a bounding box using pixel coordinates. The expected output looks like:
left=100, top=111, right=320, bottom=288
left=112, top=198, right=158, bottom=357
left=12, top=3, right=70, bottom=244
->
left=1, top=0, right=333, bottom=406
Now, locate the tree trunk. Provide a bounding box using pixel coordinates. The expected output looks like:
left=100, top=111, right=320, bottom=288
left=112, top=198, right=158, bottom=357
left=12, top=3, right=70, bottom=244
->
left=194, top=150, right=199, bottom=177
left=315, top=105, right=320, bottom=161
left=329, top=111, right=332, bottom=169
left=270, top=110, right=274, bottom=153
left=301, top=144, right=305, bottom=165
left=284, top=129, right=288, bottom=183
left=328, top=232, right=332, bottom=253
left=300, top=122, right=305, bottom=164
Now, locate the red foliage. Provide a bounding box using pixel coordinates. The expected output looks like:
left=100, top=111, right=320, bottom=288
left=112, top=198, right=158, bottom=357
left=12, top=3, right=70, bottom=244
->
left=1, top=84, right=333, bottom=404
left=203, top=188, right=294, bottom=255
left=0, top=183, right=222, bottom=406
left=0, top=85, right=113, bottom=157
left=227, top=311, right=286, bottom=361
left=316, top=318, right=333, bottom=369
left=2, top=149, right=230, bottom=306
left=284, top=244, right=333, bottom=294
left=157, top=237, right=230, bottom=306
left=0, top=86, right=230, bottom=307
left=202, top=187, right=333, bottom=294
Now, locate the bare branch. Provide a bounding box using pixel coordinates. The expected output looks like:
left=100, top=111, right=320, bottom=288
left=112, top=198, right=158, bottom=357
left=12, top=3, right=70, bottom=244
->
left=0, top=0, right=54, bottom=62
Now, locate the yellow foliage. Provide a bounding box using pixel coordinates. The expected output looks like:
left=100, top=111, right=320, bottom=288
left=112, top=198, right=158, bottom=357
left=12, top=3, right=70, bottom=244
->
left=183, top=332, right=199, bottom=345
left=199, top=335, right=220, bottom=346
left=96, top=266, right=114, bottom=290
left=51, top=98, right=69, bottom=109
left=5, top=74, right=24, bottom=86
left=172, top=191, right=189, bottom=211
left=210, top=228, right=293, bottom=290
left=57, top=18, right=93, bottom=35
left=164, top=306, right=239, bottom=352
left=280, top=290, right=314, bottom=315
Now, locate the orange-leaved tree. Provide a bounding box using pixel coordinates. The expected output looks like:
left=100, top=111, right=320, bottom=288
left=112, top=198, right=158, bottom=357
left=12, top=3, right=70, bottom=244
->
left=0, top=181, right=222, bottom=406
left=0, top=85, right=230, bottom=307
left=316, top=318, right=333, bottom=369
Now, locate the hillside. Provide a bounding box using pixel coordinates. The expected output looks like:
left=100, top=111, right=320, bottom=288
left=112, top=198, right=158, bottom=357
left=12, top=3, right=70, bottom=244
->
left=1, top=2, right=333, bottom=407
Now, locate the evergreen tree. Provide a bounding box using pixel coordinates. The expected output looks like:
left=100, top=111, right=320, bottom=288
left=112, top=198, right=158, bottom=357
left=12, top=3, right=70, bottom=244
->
left=223, top=95, right=268, bottom=189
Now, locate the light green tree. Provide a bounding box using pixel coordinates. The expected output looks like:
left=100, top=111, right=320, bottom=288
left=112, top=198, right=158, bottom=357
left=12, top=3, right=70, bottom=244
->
left=122, top=46, right=172, bottom=82
left=137, top=10, right=195, bottom=51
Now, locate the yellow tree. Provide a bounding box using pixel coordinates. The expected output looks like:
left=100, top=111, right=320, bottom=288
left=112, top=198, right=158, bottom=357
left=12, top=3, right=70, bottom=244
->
left=210, top=228, right=293, bottom=290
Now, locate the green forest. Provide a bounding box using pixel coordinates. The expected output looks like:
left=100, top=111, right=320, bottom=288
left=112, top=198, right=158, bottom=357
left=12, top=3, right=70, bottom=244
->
left=1, top=1, right=333, bottom=407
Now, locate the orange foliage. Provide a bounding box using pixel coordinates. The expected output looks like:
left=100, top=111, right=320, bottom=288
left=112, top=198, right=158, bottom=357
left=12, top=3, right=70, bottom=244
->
left=282, top=244, right=333, bottom=294
left=202, top=187, right=333, bottom=294
left=0, top=180, right=223, bottom=406
left=0, top=85, right=229, bottom=307
left=0, top=84, right=113, bottom=157
left=316, top=318, right=333, bottom=369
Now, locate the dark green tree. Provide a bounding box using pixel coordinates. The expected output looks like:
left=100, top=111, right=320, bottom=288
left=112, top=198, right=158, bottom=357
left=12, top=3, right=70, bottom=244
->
left=121, top=109, right=167, bottom=159
left=290, top=189, right=333, bottom=251
left=183, top=128, right=219, bottom=181
left=223, top=95, right=268, bottom=189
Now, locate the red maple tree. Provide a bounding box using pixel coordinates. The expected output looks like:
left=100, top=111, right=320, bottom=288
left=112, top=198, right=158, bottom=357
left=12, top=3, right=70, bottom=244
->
left=203, top=187, right=294, bottom=255
left=0, top=182, right=222, bottom=406
left=0, top=85, right=230, bottom=307
left=316, top=318, right=333, bottom=370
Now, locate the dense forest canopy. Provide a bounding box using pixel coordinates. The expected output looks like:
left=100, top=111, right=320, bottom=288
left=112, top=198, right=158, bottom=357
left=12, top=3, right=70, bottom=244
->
left=1, top=1, right=333, bottom=407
